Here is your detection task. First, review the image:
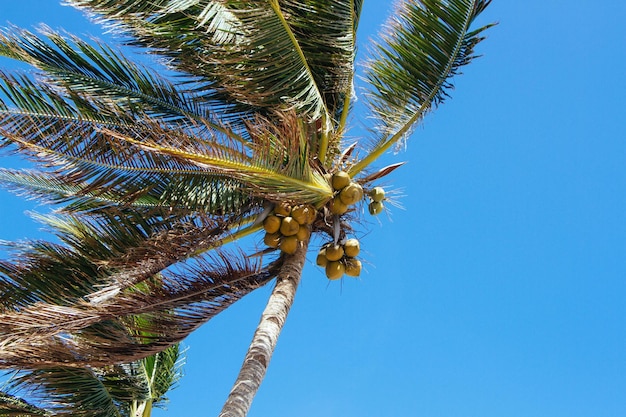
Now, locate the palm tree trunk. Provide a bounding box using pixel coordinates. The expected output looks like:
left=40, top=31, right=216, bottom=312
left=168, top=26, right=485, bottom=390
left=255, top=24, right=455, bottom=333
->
left=218, top=240, right=308, bottom=417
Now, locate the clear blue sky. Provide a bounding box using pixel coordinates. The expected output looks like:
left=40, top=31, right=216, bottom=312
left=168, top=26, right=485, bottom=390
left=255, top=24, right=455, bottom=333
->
left=1, top=2, right=625, bottom=417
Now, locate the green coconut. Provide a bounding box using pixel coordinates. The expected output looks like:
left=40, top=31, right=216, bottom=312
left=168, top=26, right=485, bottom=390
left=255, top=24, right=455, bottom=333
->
left=263, top=232, right=281, bottom=248
left=291, top=204, right=316, bottom=225
left=325, top=261, right=345, bottom=280
left=263, top=215, right=281, bottom=234
left=274, top=201, right=292, bottom=217
left=331, top=171, right=351, bottom=191
left=329, top=196, right=348, bottom=215
left=296, top=224, right=311, bottom=241
left=344, top=259, right=362, bottom=277
left=316, top=249, right=328, bottom=267
left=369, top=187, right=385, bottom=203
left=279, top=216, right=300, bottom=237
left=324, top=244, right=344, bottom=262
left=280, top=235, right=299, bottom=255
left=339, top=182, right=364, bottom=206
left=343, top=238, right=360, bottom=257
left=368, top=201, right=384, bottom=215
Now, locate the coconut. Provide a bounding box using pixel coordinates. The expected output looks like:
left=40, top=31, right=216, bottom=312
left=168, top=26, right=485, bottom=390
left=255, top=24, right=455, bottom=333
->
left=296, top=224, right=311, bottom=241
left=368, top=201, right=384, bottom=215
left=263, top=232, right=281, bottom=248
left=263, top=215, right=281, bottom=234
left=274, top=201, right=292, bottom=217
left=291, top=205, right=315, bottom=225
left=339, top=183, right=363, bottom=206
left=279, top=216, right=300, bottom=236
left=329, top=196, right=348, bottom=215
left=325, top=261, right=345, bottom=280
left=369, top=187, right=385, bottom=203
left=343, top=238, right=360, bottom=257
left=344, top=259, right=362, bottom=277
left=324, top=244, right=344, bottom=261
left=316, top=249, right=328, bottom=267
left=280, top=235, right=299, bottom=255
left=331, top=171, right=350, bottom=190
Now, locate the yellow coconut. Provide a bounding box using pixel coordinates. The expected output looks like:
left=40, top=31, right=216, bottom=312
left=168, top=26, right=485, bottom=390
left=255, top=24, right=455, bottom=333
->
left=316, top=250, right=328, bottom=267
left=280, top=235, right=299, bottom=255
left=296, top=224, right=311, bottom=241
left=263, top=215, right=281, bottom=234
left=324, top=244, right=344, bottom=262
left=339, top=183, right=364, bottom=206
left=344, top=259, right=362, bottom=277
left=343, top=238, right=360, bottom=257
left=291, top=205, right=315, bottom=225
left=329, top=196, right=348, bottom=215
left=369, top=187, right=385, bottom=203
left=279, top=216, right=300, bottom=236
left=325, top=261, right=345, bottom=280
left=263, top=232, right=281, bottom=248
left=274, top=201, right=292, bottom=217
left=331, top=171, right=351, bottom=190
left=368, top=201, right=384, bottom=215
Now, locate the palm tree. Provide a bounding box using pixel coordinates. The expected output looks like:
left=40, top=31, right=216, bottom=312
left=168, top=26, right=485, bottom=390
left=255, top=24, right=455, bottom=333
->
left=0, top=0, right=493, bottom=415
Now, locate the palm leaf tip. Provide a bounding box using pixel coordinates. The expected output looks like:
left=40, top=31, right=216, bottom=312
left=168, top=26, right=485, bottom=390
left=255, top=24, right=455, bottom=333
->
left=352, top=0, right=494, bottom=175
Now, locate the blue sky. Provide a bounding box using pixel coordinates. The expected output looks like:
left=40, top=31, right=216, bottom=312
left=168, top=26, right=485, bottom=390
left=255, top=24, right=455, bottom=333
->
left=0, top=2, right=625, bottom=417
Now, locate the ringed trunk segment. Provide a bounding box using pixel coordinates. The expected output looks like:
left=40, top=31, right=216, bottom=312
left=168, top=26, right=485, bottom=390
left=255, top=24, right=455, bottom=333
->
left=218, top=240, right=308, bottom=417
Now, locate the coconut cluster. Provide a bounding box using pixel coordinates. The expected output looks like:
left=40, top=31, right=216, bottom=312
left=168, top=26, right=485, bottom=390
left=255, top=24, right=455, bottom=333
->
left=329, top=171, right=364, bottom=215
left=316, top=238, right=362, bottom=280
left=367, top=186, right=386, bottom=215
left=263, top=203, right=317, bottom=255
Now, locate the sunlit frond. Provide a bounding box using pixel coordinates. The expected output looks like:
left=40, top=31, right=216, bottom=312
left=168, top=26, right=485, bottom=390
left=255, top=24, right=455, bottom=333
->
left=350, top=0, right=493, bottom=175
left=0, top=27, right=228, bottom=127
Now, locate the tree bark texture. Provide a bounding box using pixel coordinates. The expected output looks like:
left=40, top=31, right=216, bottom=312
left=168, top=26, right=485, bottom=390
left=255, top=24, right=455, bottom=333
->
left=218, top=240, right=308, bottom=417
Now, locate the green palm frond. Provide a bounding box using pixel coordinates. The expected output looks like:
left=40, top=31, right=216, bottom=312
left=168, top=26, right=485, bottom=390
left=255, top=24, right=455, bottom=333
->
left=0, top=109, right=332, bottom=205
left=1, top=344, right=182, bottom=417
left=67, top=1, right=361, bottom=132
left=6, top=367, right=133, bottom=417
left=350, top=0, right=493, bottom=175
left=139, top=344, right=184, bottom=410
left=0, top=167, right=254, bottom=215
left=0, top=28, right=231, bottom=129
left=0, top=391, right=50, bottom=416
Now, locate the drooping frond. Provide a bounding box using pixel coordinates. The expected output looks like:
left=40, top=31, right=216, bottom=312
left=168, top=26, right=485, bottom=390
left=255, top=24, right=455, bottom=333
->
left=0, top=254, right=280, bottom=368
left=0, top=209, right=233, bottom=311
left=350, top=0, right=493, bottom=175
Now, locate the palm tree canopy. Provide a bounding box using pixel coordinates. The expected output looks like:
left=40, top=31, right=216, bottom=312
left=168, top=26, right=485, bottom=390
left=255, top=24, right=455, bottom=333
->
left=0, top=0, right=493, bottom=396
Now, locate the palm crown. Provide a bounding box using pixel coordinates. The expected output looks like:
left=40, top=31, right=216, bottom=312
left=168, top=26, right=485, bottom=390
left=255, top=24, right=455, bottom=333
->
left=0, top=0, right=493, bottom=415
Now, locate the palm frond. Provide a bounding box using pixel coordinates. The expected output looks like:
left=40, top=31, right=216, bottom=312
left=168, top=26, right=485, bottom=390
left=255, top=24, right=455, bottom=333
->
left=0, top=255, right=279, bottom=368
left=139, top=344, right=184, bottom=410
left=350, top=0, right=493, bottom=175
left=0, top=208, right=234, bottom=312
left=1, top=106, right=332, bottom=207
left=0, top=166, right=254, bottom=216
left=0, top=27, right=236, bottom=131
left=67, top=1, right=360, bottom=133
left=6, top=367, right=132, bottom=417
left=0, top=391, right=50, bottom=416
